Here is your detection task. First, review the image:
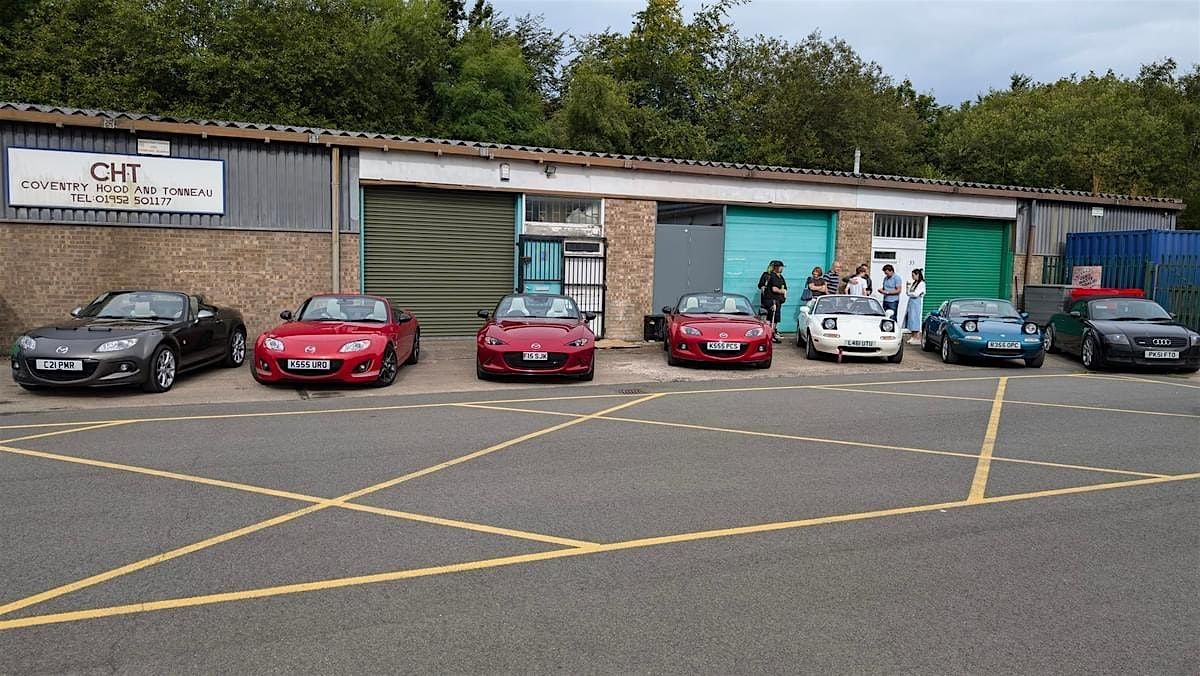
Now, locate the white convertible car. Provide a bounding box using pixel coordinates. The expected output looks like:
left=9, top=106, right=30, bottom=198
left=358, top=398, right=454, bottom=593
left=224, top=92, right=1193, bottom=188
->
left=796, top=294, right=903, bottom=363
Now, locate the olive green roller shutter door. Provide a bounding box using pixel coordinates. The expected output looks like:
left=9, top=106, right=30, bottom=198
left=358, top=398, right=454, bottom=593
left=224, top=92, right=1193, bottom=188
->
left=364, top=187, right=515, bottom=336
left=923, top=217, right=1013, bottom=320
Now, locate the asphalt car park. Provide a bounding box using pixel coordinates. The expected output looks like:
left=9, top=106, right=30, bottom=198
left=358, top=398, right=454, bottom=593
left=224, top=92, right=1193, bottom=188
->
left=1, top=361, right=1197, bottom=673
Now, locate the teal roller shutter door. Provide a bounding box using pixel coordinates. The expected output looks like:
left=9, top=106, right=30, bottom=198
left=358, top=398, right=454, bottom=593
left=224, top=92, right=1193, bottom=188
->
left=722, top=206, right=834, bottom=332
left=924, top=217, right=1011, bottom=319
left=364, top=187, right=515, bottom=336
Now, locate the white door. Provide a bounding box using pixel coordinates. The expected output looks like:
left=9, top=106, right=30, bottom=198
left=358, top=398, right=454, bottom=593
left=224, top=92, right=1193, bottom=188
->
left=871, top=243, right=926, bottom=330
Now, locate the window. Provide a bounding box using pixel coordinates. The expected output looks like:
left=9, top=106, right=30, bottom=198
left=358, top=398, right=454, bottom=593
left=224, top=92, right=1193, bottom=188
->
left=525, top=196, right=601, bottom=226
left=565, top=240, right=603, bottom=255
left=873, top=214, right=925, bottom=239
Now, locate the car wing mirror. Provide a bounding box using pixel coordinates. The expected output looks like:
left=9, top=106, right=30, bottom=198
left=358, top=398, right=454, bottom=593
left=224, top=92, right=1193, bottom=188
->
left=1069, top=311, right=1081, bottom=319
left=661, top=306, right=673, bottom=314
left=477, top=309, right=490, bottom=319
left=1019, top=311, right=1029, bottom=319
left=928, top=310, right=940, bottom=318
left=197, top=309, right=216, bottom=320
left=396, top=312, right=413, bottom=323
left=70, top=306, right=83, bottom=318
left=584, top=311, right=597, bottom=321
left=1169, top=312, right=1177, bottom=319
left=280, top=310, right=293, bottom=321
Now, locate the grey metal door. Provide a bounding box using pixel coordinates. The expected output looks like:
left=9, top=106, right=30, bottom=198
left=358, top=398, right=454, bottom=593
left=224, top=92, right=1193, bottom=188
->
left=652, top=224, right=725, bottom=311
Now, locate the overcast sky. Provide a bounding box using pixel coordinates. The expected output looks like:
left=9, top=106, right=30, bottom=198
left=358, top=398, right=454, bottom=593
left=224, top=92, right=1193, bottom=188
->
left=491, top=0, right=1200, bottom=105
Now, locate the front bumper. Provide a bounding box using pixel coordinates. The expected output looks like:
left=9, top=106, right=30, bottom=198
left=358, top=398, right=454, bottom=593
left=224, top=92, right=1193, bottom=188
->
left=950, top=335, right=1044, bottom=360
left=476, top=345, right=594, bottom=375
left=11, top=351, right=147, bottom=387
left=1097, top=344, right=1200, bottom=369
left=668, top=337, right=772, bottom=363
left=810, top=332, right=901, bottom=357
left=252, top=350, right=384, bottom=383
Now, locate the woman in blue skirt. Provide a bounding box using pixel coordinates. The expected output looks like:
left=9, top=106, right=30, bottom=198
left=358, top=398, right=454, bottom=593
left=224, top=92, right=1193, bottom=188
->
left=905, top=268, right=926, bottom=345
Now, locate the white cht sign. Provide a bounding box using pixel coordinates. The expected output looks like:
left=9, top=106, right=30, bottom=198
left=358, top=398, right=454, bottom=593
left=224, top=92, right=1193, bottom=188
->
left=6, top=148, right=225, bottom=214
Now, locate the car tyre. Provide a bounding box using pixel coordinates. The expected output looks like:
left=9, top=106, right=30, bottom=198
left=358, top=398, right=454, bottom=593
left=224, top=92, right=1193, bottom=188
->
left=143, top=344, right=178, bottom=393
left=1178, top=367, right=1199, bottom=374
left=940, top=337, right=958, bottom=364
left=804, top=332, right=818, bottom=360
left=476, top=358, right=491, bottom=380
left=796, top=329, right=805, bottom=347
left=1025, top=351, right=1045, bottom=368
left=223, top=326, right=247, bottom=368
left=374, top=347, right=399, bottom=387
left=17, top=383, right=44, bottom=392
left=578, top=362, right=595, bottom=381
left=887, top=342, right=904, bottom=364
left=1043, top=325, right=1059, bottom=354
left=754, top=357, right=772, bottom=369
left=922, top=332, right=934, bottom=352
left=1081, top=334, right=1101, bottom=370
left=667, top=348, right=682, bottom=367
left=404, top=330, right=421, bottom=365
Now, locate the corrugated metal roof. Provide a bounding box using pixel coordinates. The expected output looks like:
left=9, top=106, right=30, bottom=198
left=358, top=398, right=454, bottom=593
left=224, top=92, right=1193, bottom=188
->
left=0, top=101, right=1185, bottom=207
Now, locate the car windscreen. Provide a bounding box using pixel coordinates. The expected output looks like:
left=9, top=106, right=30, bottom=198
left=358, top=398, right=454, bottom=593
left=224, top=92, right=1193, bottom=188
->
left=299, top=296, right=389, bottom=322
left=1089, top=299, right=1170, bottom=321
left=495, top=295, right=581, bottom=319
left=84, top=291, right=187, bottom=321
left=948, top=300, right=1019, bottom=319
left=676, top=293, right=755, bottom=315
left=813, top=296, right=885, bottom=316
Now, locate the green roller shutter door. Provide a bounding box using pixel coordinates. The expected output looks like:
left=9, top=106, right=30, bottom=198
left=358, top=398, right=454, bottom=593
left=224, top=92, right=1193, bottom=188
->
left=924, top=217, right=1014, bottom=319
left=364, top=187, right=515, bottom=336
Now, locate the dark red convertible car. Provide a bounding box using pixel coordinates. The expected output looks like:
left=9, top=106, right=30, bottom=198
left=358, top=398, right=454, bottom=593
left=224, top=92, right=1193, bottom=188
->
left=252, top=294, right=419, bottom=387
left=662, top=291, right=773, bottom=368
left=476, top=294, right=596, bottom=380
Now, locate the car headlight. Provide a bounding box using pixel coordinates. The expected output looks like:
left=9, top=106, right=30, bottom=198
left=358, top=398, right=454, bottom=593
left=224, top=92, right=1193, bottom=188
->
left=339, top=339, right=371, bottom=353
left=1023, top=322, right=1039, bottom=335
left=881, top=320, right=895, bottom=332
left=264, top=338, right=285, bottom=351
left=744, top=327, right=764, bottom=337
left=1104, top=334, right=1129, bottom=344
left=1191, top=334, right=1200, bottom=346
left=96, top=338, right=139, bottom=352
left=822, top=318, right=837, bottom=330
left=962, top=320, right=978, bottom=332
left=682, top=326, right=702, bottom=336
left=566, top=337, right=590, bottom=347
left=17, top=335, right=36, bottom=351
left=484, top=336, right=506, bottom=345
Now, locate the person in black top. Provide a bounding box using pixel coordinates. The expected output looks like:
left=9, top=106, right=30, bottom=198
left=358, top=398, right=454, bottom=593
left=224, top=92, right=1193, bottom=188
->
left=757, top=260, right=787, bottom=343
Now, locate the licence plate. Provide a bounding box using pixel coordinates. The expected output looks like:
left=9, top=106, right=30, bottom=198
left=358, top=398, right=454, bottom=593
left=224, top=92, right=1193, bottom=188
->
left=987, top=341, right=1022, bottom=349
left=846, top=340, right=876, bottom=347
left=522, top=352, right=548, bottom=361
left=286, top=359, right=330, bottom=370
left=1144, top=350, right=1179, bottom=359
left=35, top=359, right=82, bottom=371
left=706, top=341, right=742, bottom=351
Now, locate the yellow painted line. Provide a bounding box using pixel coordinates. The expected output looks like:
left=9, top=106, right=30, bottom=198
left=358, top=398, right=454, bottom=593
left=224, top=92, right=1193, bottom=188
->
left=968, top=378, right=1008, bottom=502
left=3, top=471, right=1196, bottom=632
left=818, top=386, right=1199, bottom=419
left=0, top=394, right=659, bottom=618
left=0, top=421, right=132, bottom=445
left=0, top=443, right=592, bottom=548
left=458, top=403, right=1165, bottom=478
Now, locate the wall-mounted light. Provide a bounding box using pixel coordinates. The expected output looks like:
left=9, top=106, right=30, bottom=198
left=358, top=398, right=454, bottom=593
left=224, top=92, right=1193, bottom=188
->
left=544, top=164, right=557, bottom=178
left=499, top=163, right=511, bottom=181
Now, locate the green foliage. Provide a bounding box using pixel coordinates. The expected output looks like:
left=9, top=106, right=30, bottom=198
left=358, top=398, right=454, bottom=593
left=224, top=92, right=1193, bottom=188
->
left=0, top=0, right=1195, bottom=224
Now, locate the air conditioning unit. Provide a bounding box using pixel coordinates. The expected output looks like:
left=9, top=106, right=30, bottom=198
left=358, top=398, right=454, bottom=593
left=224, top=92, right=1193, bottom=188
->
left=564, top=240, right=604, bottom=257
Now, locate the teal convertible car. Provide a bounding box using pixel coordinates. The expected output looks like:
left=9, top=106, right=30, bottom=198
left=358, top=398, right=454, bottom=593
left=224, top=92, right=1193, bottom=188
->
left=922, top=298, right=1045, bottom=368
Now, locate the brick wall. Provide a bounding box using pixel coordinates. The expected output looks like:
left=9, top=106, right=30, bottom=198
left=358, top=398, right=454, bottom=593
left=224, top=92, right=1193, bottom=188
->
left=0, top=222, right=359, bottom=347
left=604, top=199, right=656, bottom=341
left=835, top=210, right=874, bottom=273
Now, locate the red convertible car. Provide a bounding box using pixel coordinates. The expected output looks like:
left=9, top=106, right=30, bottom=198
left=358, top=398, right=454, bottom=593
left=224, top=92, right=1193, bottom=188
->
left=662, top=292, right=773, bottom=368
left=476, top=294, right=596, bottom=381
left=252, top=294, right=419, bottom=387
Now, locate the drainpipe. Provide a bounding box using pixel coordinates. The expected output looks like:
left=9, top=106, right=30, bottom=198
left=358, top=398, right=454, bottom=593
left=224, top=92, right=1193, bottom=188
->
left=331, top=146, right=341, bottom=292
left=1022, top=199, right=1036, bottom=309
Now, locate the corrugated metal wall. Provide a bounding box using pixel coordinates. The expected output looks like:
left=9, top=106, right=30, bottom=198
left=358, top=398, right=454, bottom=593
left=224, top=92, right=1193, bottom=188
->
left=1016, top=200, right=1175, bottom=255
left=1, top=122, right=359, bottom=232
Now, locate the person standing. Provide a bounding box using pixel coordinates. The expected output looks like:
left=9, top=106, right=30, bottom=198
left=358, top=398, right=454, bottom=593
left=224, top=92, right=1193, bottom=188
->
left=757, top=260, right=787, bottom=343
left=844, top=264, right=869, bottom=296
left=905, top=268, right=926, bottom=345
left=806, top=266, right=828, bottom=299
left=856, top=263, right=873, bottom=296
left=880, top=264, right=902, bottom=320
left=823, top=261, right=844, bottom=295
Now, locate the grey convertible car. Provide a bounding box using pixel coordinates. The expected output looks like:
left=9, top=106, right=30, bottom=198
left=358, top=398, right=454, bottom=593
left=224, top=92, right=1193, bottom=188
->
left=11, top=290, right=246, bottom=392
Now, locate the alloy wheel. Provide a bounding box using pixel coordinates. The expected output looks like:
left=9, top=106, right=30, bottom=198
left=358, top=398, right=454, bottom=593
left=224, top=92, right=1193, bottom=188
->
left=231, top=332, right=246, bottom=364
left=157, top=350, right=176, bottom=389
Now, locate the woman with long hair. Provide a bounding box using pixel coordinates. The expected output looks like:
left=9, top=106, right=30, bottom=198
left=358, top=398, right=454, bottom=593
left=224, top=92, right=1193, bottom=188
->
left=906, top=268, right=926, bottom=345
left=757, top=260, right=787, bottom=343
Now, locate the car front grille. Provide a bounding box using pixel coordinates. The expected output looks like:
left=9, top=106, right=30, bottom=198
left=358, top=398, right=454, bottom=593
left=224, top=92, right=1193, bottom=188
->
left=1133, top=337, right=1187, bottom=348
left=26, top=358, right=99, bottom=381
left=698, top=343, right=748, bottom=357
left=502, top=352, right=568, bottom=369
left=276, top=359, right=344, bottom=375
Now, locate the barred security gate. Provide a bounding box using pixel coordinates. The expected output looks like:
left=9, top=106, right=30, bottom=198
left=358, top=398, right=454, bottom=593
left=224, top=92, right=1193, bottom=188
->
left=517, top=235, right=606, bottom=336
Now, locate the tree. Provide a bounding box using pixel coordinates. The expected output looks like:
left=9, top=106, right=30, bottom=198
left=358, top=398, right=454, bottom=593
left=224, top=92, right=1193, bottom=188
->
left=549, top=60, right=633, bottom=153
left=434, top=27, right=546, bottom=144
